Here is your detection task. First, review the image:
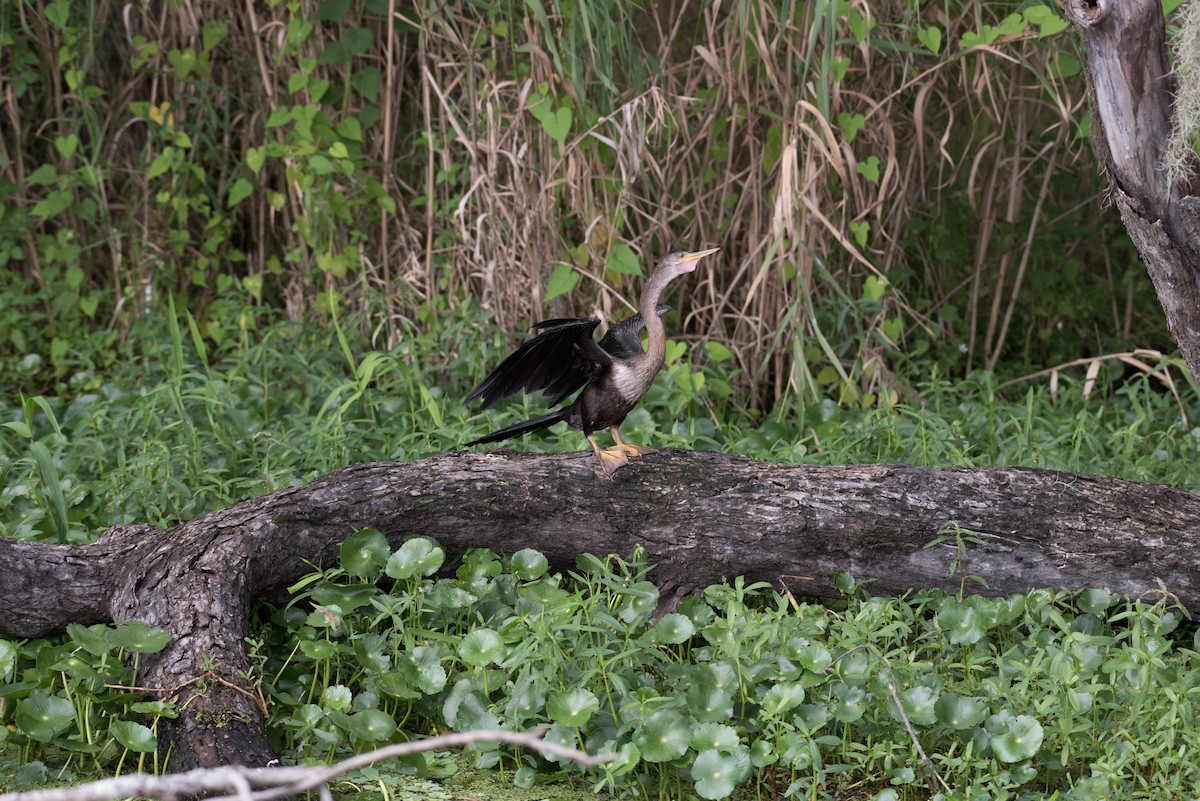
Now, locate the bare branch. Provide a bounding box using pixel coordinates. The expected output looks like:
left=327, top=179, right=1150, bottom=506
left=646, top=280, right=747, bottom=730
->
left=0, top=727, right=615, bottom=801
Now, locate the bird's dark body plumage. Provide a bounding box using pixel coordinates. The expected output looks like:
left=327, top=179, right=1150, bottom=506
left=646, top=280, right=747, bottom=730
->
left=464, top=249, right=719, bottom=474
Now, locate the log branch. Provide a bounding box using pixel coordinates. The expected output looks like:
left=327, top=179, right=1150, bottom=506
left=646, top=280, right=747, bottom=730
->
left=3, top=450, right=1200, bottom=769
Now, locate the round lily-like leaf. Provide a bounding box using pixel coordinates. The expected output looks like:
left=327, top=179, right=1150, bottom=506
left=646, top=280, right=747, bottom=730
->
left=686, top=682, right=734, bottom=723
left=401, top=645, right=447, bottom=695
left=784, top=638, right=832, bottom=672
left=990, top=715, right=1044, bottom=763
left=299, top=639, right=339, bottom=660
left=934, top=693, right=987, bottom=730
left=606, top=741, right=641, bottom=776
left=831, top=683, right=867, bottom=723
left=372, top=672, right=419, bottom=700
left=321, top=684, right=353, bottom=712
left=340, top=528, right=390, bottom=579
left=105, top=621, right=171, bottom=654
left=897, top=686, right=938, bottom=726
left=937, top=602, right=984, bottom=645
left=652, top=613, right=696, bottom=645
left=548, top=688, right=599, bottom=728
left=385, top=537, right=445, bottom=580
left=1076, top=588, right=1113, bottom=615
left=66, top=623, right=111, bottom=657
left=16, top=692, right=75, bottom=742
left=346, top=708, right=396, bottom=742
left=510, top=548, right=548, bottom=580
left=618, top=581, right=659, bottom=623
left=311, top=583, right=377, bottom=613
left=691, top=746, right=751, bottom=800
left=749, top=738, right=777, bottom=768
left=458, top=628, right=504, bottom=668
left=636, top=709, right=691, bottom=762
left=691, top=722, right=740, bottom=753
left=760, top=682, right=805, bottom=718
left=110, top=719, right=156, bottom=752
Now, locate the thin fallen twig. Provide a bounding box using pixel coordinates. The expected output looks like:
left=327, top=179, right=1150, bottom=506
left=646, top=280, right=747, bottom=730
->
left=0, top=727, right=615, bottom=801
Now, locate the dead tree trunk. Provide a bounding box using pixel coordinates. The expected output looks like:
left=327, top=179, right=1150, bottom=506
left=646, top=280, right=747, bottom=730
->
left=1066, top=0, right=1200, bottom=378
left=3, top=450, right=1200, bottom=769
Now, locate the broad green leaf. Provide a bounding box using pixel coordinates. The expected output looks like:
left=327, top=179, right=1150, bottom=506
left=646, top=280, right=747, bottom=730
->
left=856, top=155, right=881, bottom=184
left=544, top=264, right=579, bottom=302
left=316, top=0, right=351, bottom=20
left=342, top=27, right=373, bottom=56
left=1077, top=588, right=1113, bottom=615
left=606, top=243, right=643, bottom=276
left=105, top=621, right=171, bottom=654
left=458, top=628, right=504, bottom=667
left=27, top=164, right=59, bottom=185
left=651, top=613, right=695, bottom=645
left=337, top=117, right=362, bottom=142
left=692, top=747, right=751, bottom=799
left=760, top=683, right=805, bottom=717
left=321, top=684, right=352, bottom=712
left=510, top=548, right=548, bottom=580
left=227, top=178, right=253, bottom=207
left=704, top=342, right=733, bottom=362
left=686, top=683, right=733, bottom=723
left=691, top=722, right=739, bottom=752
left=838, top=112, right=865, bottom=143
left=547, top=688, right=599, bottom=727
left=636, top=709, right=691, bottom=762
left=310, top=583, right=376, bottom=612
left=938, top=602, right=985, bottom=645
left=54, top=135, right=78, bottom=159
left=897, top=686, right=938, bottom=726
left=0, top=640, right=16, bottom=681
left=934, top=693, right=987, bottom=730
left=16, top=693, right=75, bottom=742
left=299, top=639, right=338, bottom=660
left=341, top=528, right=390, bottom=578
left=1024, top=5, right=1069, bottom=36
left=346, top=708, right=395, bottom=742
left=385, top=537, right=445, bottom=579
left=917, top=26, right=942, bottom=54
left=110, top=720, right=157, bottom=752
left=990, top=714, right=1044, bottom=762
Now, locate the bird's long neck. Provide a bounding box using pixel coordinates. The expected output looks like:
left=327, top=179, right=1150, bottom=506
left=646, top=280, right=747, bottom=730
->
left=639, top=266, right=675, bottom=366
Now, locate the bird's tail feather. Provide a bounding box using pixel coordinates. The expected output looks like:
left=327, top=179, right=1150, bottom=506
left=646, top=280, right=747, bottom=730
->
left=464, top=411, right=566, bottom=447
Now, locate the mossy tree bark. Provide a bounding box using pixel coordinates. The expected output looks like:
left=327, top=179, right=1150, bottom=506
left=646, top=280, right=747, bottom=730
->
left=3, top=451, right=1200, bottom=769
left=1067, top=0, right=1200, bottom=378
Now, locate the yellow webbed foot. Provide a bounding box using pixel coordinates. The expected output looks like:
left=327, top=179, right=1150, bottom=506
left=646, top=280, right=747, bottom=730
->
left=596, top=446, right=630, bottom=475
left=611, top=427, right=655, bottom=458
left=588, top=433, right=629, bottom=476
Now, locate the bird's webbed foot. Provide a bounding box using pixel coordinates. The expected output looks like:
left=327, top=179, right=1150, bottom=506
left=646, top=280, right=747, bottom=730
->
left=588, top=433, right=630, bottom=476
left=610, top=427, right=655, bottom=458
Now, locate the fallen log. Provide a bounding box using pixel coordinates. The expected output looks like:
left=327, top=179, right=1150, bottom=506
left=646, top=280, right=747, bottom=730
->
left=2, top=450, right=1199, bottom=769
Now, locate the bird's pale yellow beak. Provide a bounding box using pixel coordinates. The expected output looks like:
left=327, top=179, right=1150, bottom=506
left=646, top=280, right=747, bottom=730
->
left=676, top=247, right=719, bottom=272
left=678, top=247, right=720, bottom=264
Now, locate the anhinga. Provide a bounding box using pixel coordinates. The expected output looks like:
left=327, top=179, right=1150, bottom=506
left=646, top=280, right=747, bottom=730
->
left=464, top=247, right=719, bottom=475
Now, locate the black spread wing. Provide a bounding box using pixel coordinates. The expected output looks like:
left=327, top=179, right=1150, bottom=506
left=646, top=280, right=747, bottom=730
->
left=465, top=317, right=611, bottom=409
left=465, top=305, right=671, bottom=409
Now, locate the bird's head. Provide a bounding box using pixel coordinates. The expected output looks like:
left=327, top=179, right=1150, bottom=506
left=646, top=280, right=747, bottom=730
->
left=656, top=247, right=720, bottom=278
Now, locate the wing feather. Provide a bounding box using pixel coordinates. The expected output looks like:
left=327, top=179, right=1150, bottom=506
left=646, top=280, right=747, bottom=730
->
left=465, top=317, right=608, bottom=409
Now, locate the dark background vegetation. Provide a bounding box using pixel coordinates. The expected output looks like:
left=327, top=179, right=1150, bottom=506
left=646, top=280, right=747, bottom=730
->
left=1, top=0, right=1173, bottom=411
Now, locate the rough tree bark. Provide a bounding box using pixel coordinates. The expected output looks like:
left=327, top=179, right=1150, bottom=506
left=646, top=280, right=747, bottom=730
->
left=1067, top=0, right=1200, bottom=378
left=3, top=450, right=1200, bottom=769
